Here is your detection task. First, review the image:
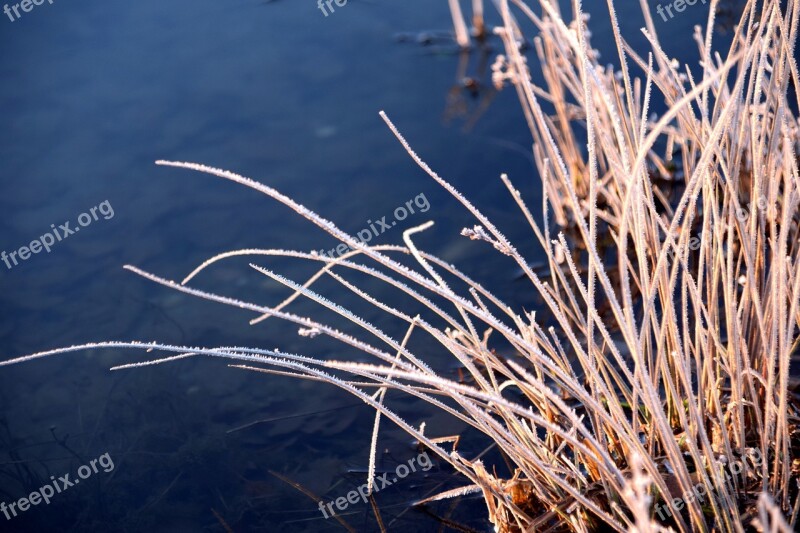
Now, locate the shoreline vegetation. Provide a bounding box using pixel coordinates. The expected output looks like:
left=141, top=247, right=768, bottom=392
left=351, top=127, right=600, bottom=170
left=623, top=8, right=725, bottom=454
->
left=3, top=0, right=800, bottom=531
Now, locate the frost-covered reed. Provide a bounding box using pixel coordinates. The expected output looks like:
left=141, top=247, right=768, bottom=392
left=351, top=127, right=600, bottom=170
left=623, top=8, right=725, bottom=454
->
left=4, top=0, right=800, bottom=531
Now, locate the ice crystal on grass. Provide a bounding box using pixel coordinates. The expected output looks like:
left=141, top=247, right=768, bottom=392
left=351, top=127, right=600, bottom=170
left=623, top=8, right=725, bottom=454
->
left=4, top=1, right=800, bottom=531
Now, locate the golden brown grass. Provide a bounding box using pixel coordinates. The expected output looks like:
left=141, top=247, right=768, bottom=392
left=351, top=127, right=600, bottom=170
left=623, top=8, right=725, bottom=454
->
left=3, top=0, right=800, bottom=531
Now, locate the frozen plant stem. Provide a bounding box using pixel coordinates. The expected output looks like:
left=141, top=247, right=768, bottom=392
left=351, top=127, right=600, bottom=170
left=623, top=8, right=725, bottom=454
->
left=448, top=0, right=471, bottom=48
left=2, top=1, right=800, bottom=531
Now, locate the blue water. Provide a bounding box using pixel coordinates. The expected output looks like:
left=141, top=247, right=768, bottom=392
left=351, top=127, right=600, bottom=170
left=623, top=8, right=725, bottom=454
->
left=0, top=1, right=720, bottom=531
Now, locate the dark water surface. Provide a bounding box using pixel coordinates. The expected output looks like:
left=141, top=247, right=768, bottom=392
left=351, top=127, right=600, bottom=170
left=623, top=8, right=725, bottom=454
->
left=1, top=1, right=718, bottom=531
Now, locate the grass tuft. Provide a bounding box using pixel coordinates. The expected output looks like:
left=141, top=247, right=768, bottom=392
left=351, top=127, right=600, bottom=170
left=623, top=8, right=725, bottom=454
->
left=4, top=0, right=800, bottom=530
